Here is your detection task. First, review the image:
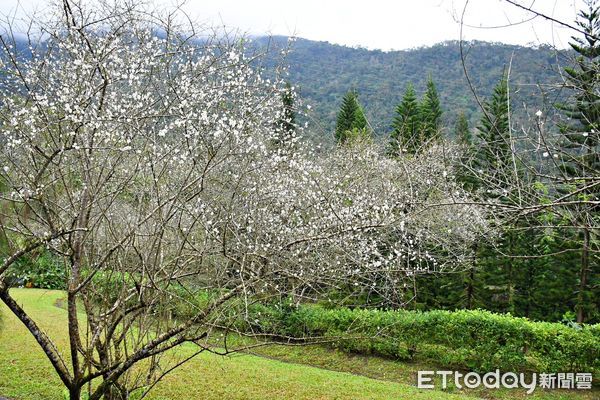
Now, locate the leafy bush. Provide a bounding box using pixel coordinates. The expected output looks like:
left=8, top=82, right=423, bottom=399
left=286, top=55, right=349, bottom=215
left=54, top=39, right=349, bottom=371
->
left=6, top=250, right=66, bottom=290
left=245, top=303, right=600, bottom=374
left=83, top=271, right=600, bottom=375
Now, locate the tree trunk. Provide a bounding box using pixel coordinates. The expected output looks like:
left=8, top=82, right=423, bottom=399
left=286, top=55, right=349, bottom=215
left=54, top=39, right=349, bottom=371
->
left=466, top=267, right=475, bottom=310
left=524, top=262, right=532, bottom=319
left=0, top=283, right=72, bottom=388
left=576, top=227, right=590, bottom=323
left=70, top=386, right=81, bottom=400
left=507, top=233, right=515, bottom=314
left=466, top=242, right=478, bottom=310
left=412, top=274, right=418, bottom=309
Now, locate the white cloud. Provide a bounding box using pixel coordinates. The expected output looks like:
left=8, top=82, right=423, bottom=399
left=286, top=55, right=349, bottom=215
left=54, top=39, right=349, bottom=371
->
left=1, top=0, right=585, bottom=50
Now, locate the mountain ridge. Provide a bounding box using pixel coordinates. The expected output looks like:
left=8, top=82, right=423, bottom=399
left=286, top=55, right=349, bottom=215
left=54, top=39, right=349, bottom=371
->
left=255, top=35, right=568, bottom=138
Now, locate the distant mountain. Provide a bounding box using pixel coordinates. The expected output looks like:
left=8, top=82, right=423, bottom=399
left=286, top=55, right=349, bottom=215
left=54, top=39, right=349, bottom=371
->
left=6, top=33, right=568, bottom=141
left=256, top=36, right=568, bottom=140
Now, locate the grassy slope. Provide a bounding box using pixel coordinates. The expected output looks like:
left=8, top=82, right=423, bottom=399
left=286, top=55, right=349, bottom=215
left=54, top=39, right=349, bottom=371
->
left=246, top=340, right=599, bottom=400
left=0, top=289, right=470, bottom=400
left=0, top=289, right=596, bottom=400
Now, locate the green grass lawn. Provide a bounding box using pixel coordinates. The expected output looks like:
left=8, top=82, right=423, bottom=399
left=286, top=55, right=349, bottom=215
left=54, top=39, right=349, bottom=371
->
left=0, top=289, right=596, bottom=400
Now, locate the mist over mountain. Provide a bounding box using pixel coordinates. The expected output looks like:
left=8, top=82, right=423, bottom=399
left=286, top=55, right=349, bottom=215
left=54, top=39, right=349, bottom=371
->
left=256, top=36, right=567, bottom=139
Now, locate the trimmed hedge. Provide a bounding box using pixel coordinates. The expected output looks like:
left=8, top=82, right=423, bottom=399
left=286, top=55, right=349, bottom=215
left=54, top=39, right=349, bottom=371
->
left=55, top=270, right=599, bottom=375
left=245, top=303, right=600, bottom=374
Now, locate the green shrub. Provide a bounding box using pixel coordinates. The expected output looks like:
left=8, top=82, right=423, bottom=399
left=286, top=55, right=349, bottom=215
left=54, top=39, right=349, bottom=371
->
left=244, top=303, right=600, bottom=375
left=81, top=272, right=600, bottom=375
left=6, top=250, right=66, bottom=290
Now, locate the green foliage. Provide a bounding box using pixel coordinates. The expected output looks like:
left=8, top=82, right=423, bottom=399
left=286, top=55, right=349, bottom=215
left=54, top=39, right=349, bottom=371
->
left=474, top=74, right=512, bottom=182
left=462, top=77, right=526, bottom=320
left=5, top=250, right=66, bottom=290
left=390, top=83, right=421, bottom=154
left=455, top=111, right=471, bottom=145
left=335, top=90, right=369, bottom=143
left=556, top=1, right=600, bottom=153
left=420, top=75, right=443, bottom=141
left=246, top=303, right=600, bottom=374
left=162, top=284, right=220, bottom=320
left=343, top=127, right=372, bottom=145
left=454, top=111, right=479, bottom=192
left=554, top=0, right=600, bottom=324
left=416, top=219, right=590, bottom=323
left=389, top=77, right=443, bottom=155
left=87, top=271, right=224, bottom=323
left=258, top=37, right=564, bottom=136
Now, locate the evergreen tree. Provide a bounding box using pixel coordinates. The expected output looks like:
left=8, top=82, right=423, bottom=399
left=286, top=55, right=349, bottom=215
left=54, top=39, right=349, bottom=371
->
left=452, top=111, right=481, bottom=309
left=421, top=76, right=443, bottom=141
left=473, top=75, right=519, bottom=314
left=455, top=111, right=479, bottom=192
left=455, top=111, right=470, bottom=145
left=556, top=0, right=600, bottom=323
left=390, top=83, right=421, bottom=154
left=474, top=75, right=512, bottom=192
left=335, top=90, right=369, bottom=144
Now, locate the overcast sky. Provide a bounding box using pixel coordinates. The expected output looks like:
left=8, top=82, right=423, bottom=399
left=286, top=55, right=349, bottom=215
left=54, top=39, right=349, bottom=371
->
left=1, top=0, right=587, bottom=50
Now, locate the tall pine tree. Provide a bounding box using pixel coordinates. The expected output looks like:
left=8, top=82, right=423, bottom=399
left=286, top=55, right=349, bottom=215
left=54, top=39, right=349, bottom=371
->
left=474, top=74, right=512, bottom=193
left=452, top=111, right=482, bottom=309
left=474, top=75, right=519, bottom=314
left=556, top=0, right=600, bottom=323
left=390, top=83, right=421, bottom=155
left=421, top=76, right=443, bottom=142
left=455, top=111, right=470, bottom=145
left=455, top=111, right=480, bottom=192
left=335, top=90, right=369, bottom=144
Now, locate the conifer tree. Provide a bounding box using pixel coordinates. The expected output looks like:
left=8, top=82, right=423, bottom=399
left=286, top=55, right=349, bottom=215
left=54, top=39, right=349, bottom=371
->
left=473, top=75, right=519, bottom=313
left=455, top=111, right=478, bottom=192
left=451, top=111, right=481, bottom=309
left=421, top=76, right=443, bottom=141
left=474, top=74, right=512, bottom=190
left=335, top=90, right=369, bottom=144
left=556, top=0, right=600, bottom=323
left=455, top=111, right=470, bottom=145
left=390, top=83, right=421, bottom=154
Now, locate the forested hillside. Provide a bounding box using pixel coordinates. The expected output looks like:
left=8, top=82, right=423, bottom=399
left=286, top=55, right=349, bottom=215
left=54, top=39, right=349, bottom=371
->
left=254, top=35, right=599, bottom=325
left=257, top=36, right=566, bottom=138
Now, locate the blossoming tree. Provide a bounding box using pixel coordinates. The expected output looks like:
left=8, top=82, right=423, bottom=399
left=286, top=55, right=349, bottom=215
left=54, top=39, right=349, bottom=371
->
left=0, top=1, right=487, bottom=398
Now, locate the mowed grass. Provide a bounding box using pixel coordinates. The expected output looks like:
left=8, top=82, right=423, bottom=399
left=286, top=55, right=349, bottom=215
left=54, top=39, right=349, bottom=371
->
left=244, top=339, right=599, bottom=400
left=0, top=290, right=596, bottom=400
left=0, top=289, right=472, bottom=400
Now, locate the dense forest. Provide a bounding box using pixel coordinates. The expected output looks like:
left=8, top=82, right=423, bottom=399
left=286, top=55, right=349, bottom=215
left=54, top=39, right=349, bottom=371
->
left=257, top=36, right=567, bottom=138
